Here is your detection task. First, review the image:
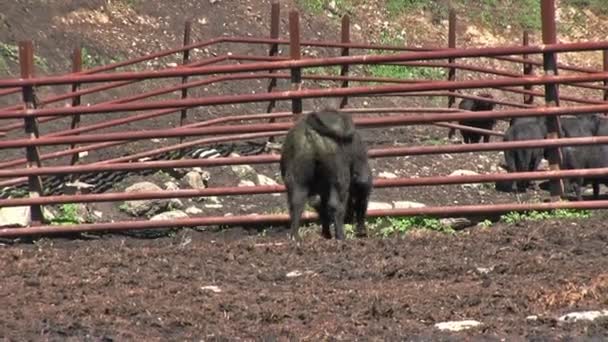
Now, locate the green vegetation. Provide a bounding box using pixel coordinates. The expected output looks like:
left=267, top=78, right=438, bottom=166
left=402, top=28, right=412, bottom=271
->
left=369, top=216, right=454, bottom=237
left=563, top=0, right=608, bottom=15
left=478, top=219, right=493, bottom=228
left=296, top=0, right=354, bottom=15
left=50, top=204, right=81, bottom=225
left=366, top=34, right=446, bottom=81
left=82, top=46, right=119, bottom=69
left=0, top=42, right=48, bottom=74
left=500, top=209, right=592, bottom=224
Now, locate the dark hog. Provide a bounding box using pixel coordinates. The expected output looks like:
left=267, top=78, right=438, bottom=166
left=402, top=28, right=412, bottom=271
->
left=497, top=117, right=548, bottom=192
left=561, top=144, right=608, bottom=200
left=559, top=115, right=608, bottom=200
left=280, top=109, right=372, bottom=241
left=559, top=113, right=601, bottom=137
left=456, top=93, right=496, bottom=144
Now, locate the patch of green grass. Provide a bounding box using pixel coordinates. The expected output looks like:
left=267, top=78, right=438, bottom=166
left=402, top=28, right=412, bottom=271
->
left=297, top=0, right=354, bottom=15
left=386, top=0, right=426, bottom=15
left=563, top=0, right=608, bottom=15
left=479, top=219, right=493, bottom=228
left=469, top=0, right=540, bottom=31
left=50, top=204, right=81, bottom=225
left=368, top=216, right=454, bottom=237
left=82, top=46, right=119, bottom=69
left=366, top=33, right=446, bottom=81
left=423, top=137, right=446, bottom=145
left=305, top=65, right=342, bottom=76
left=0, top=42, right=48, bottom=74
left=368, top=63, right=446, bottom=81
left=500, top=209, right=592, bottom=224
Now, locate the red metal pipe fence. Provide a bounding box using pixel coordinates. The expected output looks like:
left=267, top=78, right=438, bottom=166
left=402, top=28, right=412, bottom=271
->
left=3, top=3, right=608, bottom=239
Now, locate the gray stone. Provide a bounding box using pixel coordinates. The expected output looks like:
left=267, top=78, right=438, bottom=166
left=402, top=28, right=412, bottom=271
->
left=0, top=206, right=31, bottom=227
left=440, top=217, right=474, bottom=230
left=122, top=182, right=170, bottom=217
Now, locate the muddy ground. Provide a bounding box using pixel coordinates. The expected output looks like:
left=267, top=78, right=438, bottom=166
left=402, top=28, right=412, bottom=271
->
left=2, top=1, right=608, bottom=340
left=1, top=218, right=608, bottom=340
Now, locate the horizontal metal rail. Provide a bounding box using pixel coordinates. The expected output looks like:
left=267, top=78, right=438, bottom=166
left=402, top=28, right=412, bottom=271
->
left=3, top=72, right=608, bottom=121
left=3, top=134, right=608, bottom=179
left=2, top=200, right=606, bottom=238
left=2, top=166, right=608, bottom=208
left=0, top=197, right=603, bottom=238
left=2, top=40, right=608, bottom=88
left=2, top=101, right=608, bottom=149
left=0, top=131, right=285, bottom=189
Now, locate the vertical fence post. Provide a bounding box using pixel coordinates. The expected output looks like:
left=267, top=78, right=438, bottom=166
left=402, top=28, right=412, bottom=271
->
left=69, top=46, right=82, bottom=167
left=541, top=0, right=564, bottom=200
left=18, top=41, right=45, bottom=225
left=446, top=9, right=457, bottom=140
left=179, top=20, right=192, bottom=155
left=289, top=10, right=302, bottom=119
left=339, top=14, right=350, bottom=109
left=603, top=49, right=608, bottom=103
left=522, top=31, right=534, bottom=105
left=266, top=1, right=281, bottom=142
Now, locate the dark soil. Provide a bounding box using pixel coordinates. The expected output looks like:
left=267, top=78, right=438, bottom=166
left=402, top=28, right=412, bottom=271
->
left=1, top=219, right=608, bottom=340
left=2, top=1, right=608, bottom=340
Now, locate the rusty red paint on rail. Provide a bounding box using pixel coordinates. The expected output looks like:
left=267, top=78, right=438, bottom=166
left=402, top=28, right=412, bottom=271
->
left=2, top=40, right=608, bottom=88
left=1, top=200, right=608, bottom=238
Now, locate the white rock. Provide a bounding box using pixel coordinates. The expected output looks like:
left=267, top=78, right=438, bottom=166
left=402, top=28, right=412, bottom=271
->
left=526, top=315, right=539, bottom=321
left=185, top=206, right=203, bottom=215
left=393, top=201, right=426, bottom=209
left=164, top=181, right=179, bottom=191
left=78, top=151, right=88, bottom=158
left=434, top=320, right=482, bottom=332
left=0, top=206, right=31, bottom=227
left=475, top=267, right=492, bottom=274
left=238, top=180, right=255, bottom=187
left=91, top=210, right=103, bottom=220
left=286, top=270, right=303, bottom=278
left=184, top=171, right=207, bottom=190
left=165, top=62, right=178, bottom=68
left=201, top=285, right=221, bottom=293
left=558, top=310, right=608, bottom=322
left=379, top=171, right=398, bottom=179
left=207, top=196, right=221, bottom=204
left=449, top=169, right=480, bottom=176
left=286, top=270, right=315, bottom=278
left=63, top=181, right=95, bottom=195
left=150, top=210, right=189, bottom=221
left=204, top=204, right=224, bottom=209
left=256, top=174, right=279, bottom=186
left=367, top=201, right=393, bottom=210
left=231, top=164, right=255, bottom=178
